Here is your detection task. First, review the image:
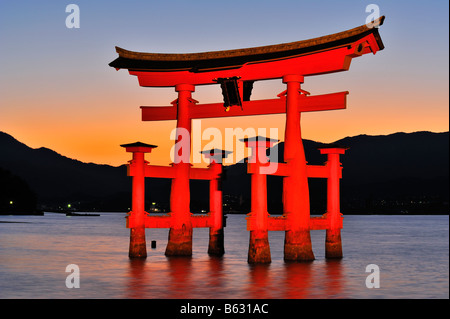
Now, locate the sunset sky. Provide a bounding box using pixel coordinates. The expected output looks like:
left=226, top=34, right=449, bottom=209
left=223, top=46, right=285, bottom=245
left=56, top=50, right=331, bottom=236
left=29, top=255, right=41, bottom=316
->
left=0, top=0, right=448, bottom=167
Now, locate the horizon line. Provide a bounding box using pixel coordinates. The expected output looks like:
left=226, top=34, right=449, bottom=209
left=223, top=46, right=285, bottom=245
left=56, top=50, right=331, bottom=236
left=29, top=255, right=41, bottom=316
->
left=1, top=129, right=448, bottom=168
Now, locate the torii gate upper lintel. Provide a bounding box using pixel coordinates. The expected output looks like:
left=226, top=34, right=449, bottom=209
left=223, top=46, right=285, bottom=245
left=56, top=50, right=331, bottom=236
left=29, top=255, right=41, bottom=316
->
left=111, top=16, right=385, bottom=263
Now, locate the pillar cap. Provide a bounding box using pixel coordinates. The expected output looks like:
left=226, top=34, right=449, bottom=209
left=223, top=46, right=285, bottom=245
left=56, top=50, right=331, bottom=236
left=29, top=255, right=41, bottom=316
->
left=318, top=143, right=349, bottom=154
left=240, top=136, right=279, bottom=148
left=282, top=74, right=304, bottom=83
left=121, top=141, right=158, bottom=153
left=200, top=148, right=233, bottom=158
left=175, top=83, right=195, bottom=92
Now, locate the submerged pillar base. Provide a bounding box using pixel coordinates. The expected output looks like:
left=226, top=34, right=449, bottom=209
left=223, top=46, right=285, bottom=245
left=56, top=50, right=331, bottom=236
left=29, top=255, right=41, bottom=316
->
left=165, top=227, right=193, bottom=256
left=284, top=229, right=315, bottom=262
left=208, top=229, right=225, bottom=256
left=325, top=228, right=343, bottom=259
left=248, top=230, right=271, bottom=264
left=129, top=227, right=147, bottom=259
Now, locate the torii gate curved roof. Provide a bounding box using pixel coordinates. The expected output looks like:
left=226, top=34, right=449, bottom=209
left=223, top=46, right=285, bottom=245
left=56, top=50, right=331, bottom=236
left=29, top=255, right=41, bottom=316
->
left=109, top=16, right=385, bottom=87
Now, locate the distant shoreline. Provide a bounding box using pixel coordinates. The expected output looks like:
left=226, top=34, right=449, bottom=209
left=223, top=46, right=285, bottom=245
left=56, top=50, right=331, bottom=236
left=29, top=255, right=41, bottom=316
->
left=0, top=221, right=32, bottom=223
left=1, top=211, right=448, bottom=216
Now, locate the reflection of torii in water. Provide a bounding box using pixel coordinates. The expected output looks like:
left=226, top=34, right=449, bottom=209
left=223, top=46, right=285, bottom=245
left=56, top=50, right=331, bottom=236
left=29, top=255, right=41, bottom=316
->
left=111, top=16, right=385, bottom=263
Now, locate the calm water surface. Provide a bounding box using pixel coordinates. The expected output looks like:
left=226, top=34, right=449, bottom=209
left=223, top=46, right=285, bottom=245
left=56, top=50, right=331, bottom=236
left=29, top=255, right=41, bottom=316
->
left=0, top=213, right=448, bottom=299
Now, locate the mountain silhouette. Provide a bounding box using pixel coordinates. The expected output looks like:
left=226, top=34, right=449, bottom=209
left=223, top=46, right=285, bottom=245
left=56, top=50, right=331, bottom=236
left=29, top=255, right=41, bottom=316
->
left=221, top=132, right=449, bottom=214
left=0, top=130, right=448, bottom=214
left=0, top=167, right=37, bottom=214
left=0, top=131, right=168, bottom=212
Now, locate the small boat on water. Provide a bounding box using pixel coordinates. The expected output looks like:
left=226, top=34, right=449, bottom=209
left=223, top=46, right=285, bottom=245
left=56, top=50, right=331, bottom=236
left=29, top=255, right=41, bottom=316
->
left=66, top=212, right=100, bottom=217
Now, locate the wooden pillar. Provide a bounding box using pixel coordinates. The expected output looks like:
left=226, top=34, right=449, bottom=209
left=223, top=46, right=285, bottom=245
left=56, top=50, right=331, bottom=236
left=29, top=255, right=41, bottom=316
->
left=165, top=84, right=195, bottom=256
left=243, top=137, right=277, bottom=264
left=121, top=142, right=157, bottom=259
left=201, top=149, right=231, bottom=256
left=320, top=147, right=347, bottom=259
left=282, top=75, right=315, bottom=262
left=208, top=160, right=225, bottom=256
left=129, top=151, right=147, bottom=258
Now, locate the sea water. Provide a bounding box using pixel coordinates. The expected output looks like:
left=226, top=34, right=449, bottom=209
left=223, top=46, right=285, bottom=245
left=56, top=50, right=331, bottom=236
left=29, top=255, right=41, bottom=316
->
left=0, top=213, right=448, bottom=299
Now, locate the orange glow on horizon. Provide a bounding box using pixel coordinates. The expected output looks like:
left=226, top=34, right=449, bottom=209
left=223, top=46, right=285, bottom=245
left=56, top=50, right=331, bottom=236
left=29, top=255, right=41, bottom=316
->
left=1, top=50, right=448, bottom=167
left=2, top=105, right=448, bottom=168
left=2, top=92, right=447, bottom=168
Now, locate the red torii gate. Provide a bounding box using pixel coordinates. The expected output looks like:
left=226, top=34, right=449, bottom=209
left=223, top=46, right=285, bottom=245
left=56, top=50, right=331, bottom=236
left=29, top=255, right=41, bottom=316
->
left=120, top=142, right=229, bottom=258
left=110, top=17, right=385, bottom=262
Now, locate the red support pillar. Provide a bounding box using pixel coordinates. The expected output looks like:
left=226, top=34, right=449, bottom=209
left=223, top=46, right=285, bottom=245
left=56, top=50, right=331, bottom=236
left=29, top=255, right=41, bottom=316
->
left=166, top=84, right=195, bottom=256
left=202, top=149, right=231, bottom=256
left=319, top=147, right=347, bottom=259
left=121, top=142, right=157, bottom=259
left=282, top=75, right=315, bottom=262
left=129, top=151, right=147, bottom=259
left=208, top=168, right=224, bottom=256
left=243, top=137, right=278, bottom=264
